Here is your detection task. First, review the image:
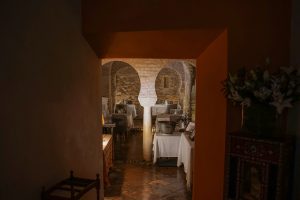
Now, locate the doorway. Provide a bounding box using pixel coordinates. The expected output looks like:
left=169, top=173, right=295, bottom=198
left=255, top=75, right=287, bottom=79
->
left=101, top=59, right=197, bottom=199
left=99, top=29, right=228, bottom=199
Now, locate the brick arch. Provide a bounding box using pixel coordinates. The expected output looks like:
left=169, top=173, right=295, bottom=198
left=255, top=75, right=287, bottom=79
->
left=155, top=67, right=182, bottom=105
left=100, top=29, right=228, bottom=198
left=101, top=61, right=141, bottom=116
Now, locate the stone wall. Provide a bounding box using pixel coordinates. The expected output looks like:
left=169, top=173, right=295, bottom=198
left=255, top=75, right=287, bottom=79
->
left=155, top=67, right=181, bottom=104
left=101, top=59, right=196, bottom=118
left=101, top=63, right=110, bottom=98
left=115, top=66, right=142, bottom=117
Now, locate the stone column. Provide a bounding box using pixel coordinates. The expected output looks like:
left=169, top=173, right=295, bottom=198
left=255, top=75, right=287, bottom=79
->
left=138, top=96, right=156, bottom=161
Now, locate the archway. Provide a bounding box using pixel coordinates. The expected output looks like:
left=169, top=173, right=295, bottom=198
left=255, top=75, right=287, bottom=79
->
left=99, top=30, right=228, bottom=199
left=101, top=61, right=141, bottom=117
left=155, top=67, right=181, bottom=105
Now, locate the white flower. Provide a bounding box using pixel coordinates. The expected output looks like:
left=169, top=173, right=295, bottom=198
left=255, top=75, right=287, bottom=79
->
left=280, top=66, right=295, bottom=75
left=223, top=66, right=300, bottom=110
left=228, top=90, right=243, bottom=102
left=229, top=73, right=237, bottom=83
left=270, top=98, right=293, bottom=114
left=250, top=70, right=257, bottom=80
left=253, top=87, right=272, bottom=101
left=263, top=70, right=270, bottom=81
left=241, top=98, right=251, bottom=107
left=272, top=91, right=284, bottom=102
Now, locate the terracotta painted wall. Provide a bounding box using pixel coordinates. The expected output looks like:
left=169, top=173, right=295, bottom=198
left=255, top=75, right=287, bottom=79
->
left=193, top=30, right=228, bottom=199
left=83, top=0, right=291, bottom=131
left=81, top=1, right=292, bottom=199
left=0, top=1, right=103, bottom=199
left=83, top=0, right=291, bottom=68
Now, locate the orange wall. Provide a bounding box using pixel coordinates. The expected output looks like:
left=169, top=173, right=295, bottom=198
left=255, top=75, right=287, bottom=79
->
left=83, top=0, right=291, bottom=70
left=84, top=29, right=222, bottom=58
left=193, top=30, right=228, bottom=199
left=83, top=0, right=291, bottom=131
left=82, top=1, right=292, bottom=199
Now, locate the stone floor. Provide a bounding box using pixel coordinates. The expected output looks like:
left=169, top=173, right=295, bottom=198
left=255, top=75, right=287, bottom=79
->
left=104, top=130, right=192, bottom=200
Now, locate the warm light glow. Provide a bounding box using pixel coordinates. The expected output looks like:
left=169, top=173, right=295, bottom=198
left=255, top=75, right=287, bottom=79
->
left=143, top=106, right=152, bottom=161
left=102, top=114, right=105, bottom=125
left=138, top=96, right=157, bottom=162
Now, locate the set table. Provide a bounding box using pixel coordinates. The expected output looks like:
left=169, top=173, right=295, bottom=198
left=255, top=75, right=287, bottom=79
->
left=152, top=132, right=194, bottom=189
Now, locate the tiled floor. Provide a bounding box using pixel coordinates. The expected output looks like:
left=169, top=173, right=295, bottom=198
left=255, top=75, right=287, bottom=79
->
left=104, top=129, right=192, bottom=200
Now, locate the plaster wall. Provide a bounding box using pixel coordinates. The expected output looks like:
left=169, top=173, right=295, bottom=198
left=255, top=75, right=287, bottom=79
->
left=0, top=1, right=102, bottom=199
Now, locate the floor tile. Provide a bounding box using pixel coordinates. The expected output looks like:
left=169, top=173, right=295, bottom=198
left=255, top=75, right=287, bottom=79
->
left=104, top=130, right=192, bottom=200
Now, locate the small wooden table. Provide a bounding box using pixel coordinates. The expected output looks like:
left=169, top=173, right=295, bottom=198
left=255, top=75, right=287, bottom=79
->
left=42, top=171, right=100, bottom=200
left=103, top=134, right=113, bottom=187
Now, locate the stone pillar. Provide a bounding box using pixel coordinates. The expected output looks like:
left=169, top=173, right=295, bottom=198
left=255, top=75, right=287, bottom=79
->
left=138, top=96, right=156, bottom=161
left=182, top=61, right=195, bottom=117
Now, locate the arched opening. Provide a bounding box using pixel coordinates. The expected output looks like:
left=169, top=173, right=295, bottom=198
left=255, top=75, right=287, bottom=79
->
left=99, top=30, right=228, bottom=200
left=101, top=61, right=141, bottom=118
left=155, top=67, right=181, bottom=105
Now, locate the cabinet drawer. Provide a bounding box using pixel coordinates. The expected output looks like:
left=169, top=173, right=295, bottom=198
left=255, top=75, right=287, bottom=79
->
left=230, top=137, right=281, bottom=163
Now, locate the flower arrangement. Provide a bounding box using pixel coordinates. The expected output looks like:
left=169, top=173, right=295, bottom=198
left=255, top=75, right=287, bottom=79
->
left=222, top=66, right=300, bottom=114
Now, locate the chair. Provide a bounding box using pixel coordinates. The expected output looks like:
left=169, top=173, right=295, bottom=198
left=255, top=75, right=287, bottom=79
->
left=41, top=171, right=100, bottom=200
left=112, top=114, right=128, bottom=140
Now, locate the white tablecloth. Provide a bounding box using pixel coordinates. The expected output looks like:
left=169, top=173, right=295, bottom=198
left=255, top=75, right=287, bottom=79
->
left=126, top=114, right=134, bottom=129
left=152, top=133, right=181, bottom=163
left=126, top=104, right=137, bottom=118
left=152, top=132, right=194, bottom=190
left=177, top=133, right=195, bottom=189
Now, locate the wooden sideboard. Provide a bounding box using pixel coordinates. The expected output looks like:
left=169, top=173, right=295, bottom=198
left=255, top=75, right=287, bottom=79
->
left=151, top=104, right=177, bottom=116
left=224, top=132, right=294, bottom=200
left=103, top=134, right=113, bottom=187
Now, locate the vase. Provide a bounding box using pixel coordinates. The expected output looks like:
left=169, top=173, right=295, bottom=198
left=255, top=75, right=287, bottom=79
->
left=242, top=103, right=284, bottom=137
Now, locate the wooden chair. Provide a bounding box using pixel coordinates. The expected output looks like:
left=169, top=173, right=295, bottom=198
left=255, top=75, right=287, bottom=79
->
left=41, top=171, right=100, bottom=200
left=112, top=114, right=128, bottom=140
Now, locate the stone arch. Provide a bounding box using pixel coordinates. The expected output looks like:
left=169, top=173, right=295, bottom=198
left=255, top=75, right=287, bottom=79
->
left=182, top=61, right=196, bottom=120
left=154, top=61, right=196, bottom=116
left=101, top=61, right=142, bottom=117
left=155, top=67, right=182, bottom=105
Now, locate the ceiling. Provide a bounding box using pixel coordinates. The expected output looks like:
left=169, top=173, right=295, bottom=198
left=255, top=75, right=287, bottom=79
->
left=84, top=29, right=224, bottom=58
left=82, top=0, right=230, bottom=58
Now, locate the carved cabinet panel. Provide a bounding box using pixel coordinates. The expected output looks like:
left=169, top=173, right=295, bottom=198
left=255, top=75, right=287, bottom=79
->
left=224, top=132, right=294, bottom=200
